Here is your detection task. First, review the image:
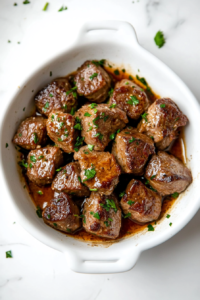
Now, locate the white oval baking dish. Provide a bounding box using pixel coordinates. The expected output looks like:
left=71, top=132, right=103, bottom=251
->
left=1, top=21, right=200, bottom=274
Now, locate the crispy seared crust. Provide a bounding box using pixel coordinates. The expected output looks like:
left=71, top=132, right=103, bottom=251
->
left=145, top=151, right=192, bottom=196
left=121, top=179, right=162, bottom=224
left=35, top=78, right=77, bottom=116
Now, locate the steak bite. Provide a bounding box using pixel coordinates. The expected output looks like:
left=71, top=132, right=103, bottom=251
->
left=13, top=117, right=47, bottom=150
left=145, top=151, right=192, bottom=196
left=83, top=192, right=121, bottom=239
left=27, top=146, right=63, bottom=186
left=108, top=79, right=150, bottom=120
left=35, top=78, right=77, bottom=117
left=42, top=192, right=81, bottom=233
left=51, top=162, right=90, bottom=197
left=46, top=110, right=78, bottom=153
left=74, top=60, right=111, bottom=103
left=112, top=127, right=155, bottom=175
left=75, top=103, right=128, bottom=151
left=138, top=98, right=188, bottom=150
left=120, top=179, right=162, bottom=224
left=74, top=146, right=121, bottom=195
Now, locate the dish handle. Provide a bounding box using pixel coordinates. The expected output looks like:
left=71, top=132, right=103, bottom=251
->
left=76, top=20, right=138, bottom=47
left=64, top=248, right=141, bottom=274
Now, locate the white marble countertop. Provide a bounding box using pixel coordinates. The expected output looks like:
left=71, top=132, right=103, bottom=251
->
left=0, top=0, right=199, bottom=299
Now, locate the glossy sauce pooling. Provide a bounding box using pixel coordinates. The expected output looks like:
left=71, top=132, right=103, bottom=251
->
left=26, top=66, right=185, bottom=242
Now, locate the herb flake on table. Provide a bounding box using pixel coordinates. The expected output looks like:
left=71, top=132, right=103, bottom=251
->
left=58, top=6, right=68, bottom=12
left=154, top=31, right=165, bottom=48
left=23, top=0, right=30, bottom=4
left=36, top=206, right=42, bottom=218
left=6, top=251, right=13, bottom=258
left=43, top=2, right=49, bottom=11
left=5, top=143, right=8, bottom=148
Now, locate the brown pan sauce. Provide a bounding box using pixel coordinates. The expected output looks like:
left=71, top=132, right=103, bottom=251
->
left=21, top=65, right=185, bottom=243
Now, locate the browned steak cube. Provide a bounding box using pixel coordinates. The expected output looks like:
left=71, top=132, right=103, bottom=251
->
left=145, top=151, right=192, bottom=196
left=120, top=179, right=162, bottom=224
left=46, top=110, right=78, bottom=153
left=138, top=98, right=188, bottom=150
left=42, top=192, right=81, bottom=233
left=35, top=78, right=77, bottom=117
left=112, top=127, right=155, bottom=175
left=27, top=146, right=63, bottom=185
left=75, top=103, right=128, bottom=151
left=51, top=162, right=90, bottom=197
left=108, top=79, right=150, bottom=120
left=74, top=146, right=121, bottom=195
left=13, top=117, right=47, bottom=150
left=83, top=192, right=121, bottom=239
left=74, top=60, right=111, bottom=103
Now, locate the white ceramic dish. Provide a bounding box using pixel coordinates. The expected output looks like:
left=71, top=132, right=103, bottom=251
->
left=1, top=21, right=200, bottom=274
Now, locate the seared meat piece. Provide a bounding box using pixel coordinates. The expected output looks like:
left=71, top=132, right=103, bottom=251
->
left=108, top=79, right=150, bottom=120
left=83, top=192, right=121, bottom=239
left=27, top=146, right=63, bottom=185
left=46, top=110, right=78, bottom=153
left=112, top=127, right=155, bottom=175
left=75, top=103, right=128, bottom=151
left=74, top=146, right=121, bottom=195
left=51, top=162, right=90, bottom=197
left=145, top=151, right=192, bottom=196
left=13, top=117, right=47, bottom=150
left=42, top=192, right=81, bottom=233
left=74, top=60, right=111, bottom=103
left=35, top=78, right=77, bottom=117
left=120, top=179, right=162, bottom=224
left=138, top=98, right=188, bottom=150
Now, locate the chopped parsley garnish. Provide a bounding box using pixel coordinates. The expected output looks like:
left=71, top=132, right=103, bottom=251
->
left=119, top=191, right=125, bottom=197
left=36, top=206, right=42, bottom=218
left=43, top=101, right=49, bottom=112
left=62, top=104, right=67, bottom=110
left=53, top=223, right=57, bottom=227
left=88, top=144, right=94, bottom=151
left=49, top=93, right=53, bottom=97
left=175, top=117, right=179, bottom=122
left=108, top=88, right=114, bottom=96
left=78, top=176, right=81, bottom=183
left=87, top=126, right=93, bottom=132
left=51, top=115, right=54, bottom=121
left=122, top=69, right=125, bottom=73
left=5, top=143, right=8, bottom=148
left=109, top=103, right=116, bottom=108
left=166, top=214, right=171, bottom=219
left=33, top=132, right=39, bottom=144
left=147, top=224, right=154, bottom=231
left=74, top=123, right=82, bottom=130
left=8, top=40, right=11, bottom=43
left=90, top=212, right=100, bottom=220
left=92, top=59, right=105, bottom=66
left=127, top=200, right=135, bottom=205
left=43, top=2, right=49, bottom=11
left=103, top=116, right=109, bottom=122
left=104, top=221, right=109, bottom=227
left=125, top=82, right=129, bottom=85
left=150, top=136, right=154, bottom=140
left=100, top=199, right=117, bottom=213
left=160, top=104, right=166, bottom=108
left=37, top=190, right=43, bottom=195
left=89, top=103, right=97, bottom=109
left=74, top=136, right=84, bottom=151
left=129, top=75, right=133, bottom=80
left=30, top=155, right=36, bottom=163
left=59, top=122, right=64, bottom=129
left=93, top=108, right=98, bottom=114
left=169, top=222, right=172, bottom=226
left=136, top=75, right=147, bottom=86
left=66, top=228, right=71, bottom=232
left=83, top=167, right=96, bottom=182
left=92, top=116, right=100, bottom=127
left=56, top=167, right=63, bottom=172
left=19, top=159, right=28, bottom=168
left=150, top=175, right=156, bottom=180
left=90, top=188, right=98, bottom=191
left=14, top=3, right=17, bottom=6
left=84, top=112, right=91, bottom=117
left=150, top=186, right=157, bottom=192
left=70, top=107, right=75, bottom=115
left=129, top=137, right=135, bottom=143
left=94, top=132, right=103, bottom=140
left=127, top=95, right=139, bottom=105
left=108, top=218, right=113, bottom=222
left=50, top=71, right=52, bottom=76
left=124, top=212, right=131, bottom=218
left=114, top=69, right=120, bottom=75
left=154, top=31, right=165, bottom=48
left=66, top=86, right=77, bottom=95
left=23, top=0, right=30, bottom=4
left=172, top=192, right=179, bottom=198
left=58, top=6, right=68, bottom=11
left=23, top=107, right=25, bottom=111
left=58, top=138, right=63, bottom=142
left=89, top=73, right=98, bottom=80
left=109, top=133, right=115, bottom=140
left=29, top=163, right=33, bottom=168
left=6, top=251, right=12, bottom=258
left=145, top=180, right=150, bottom=185
left=47, top=214, right=51, bottom=219
left=141, top=112, right=148, bottom=122
left=125, top=132, right=130, bottom=134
